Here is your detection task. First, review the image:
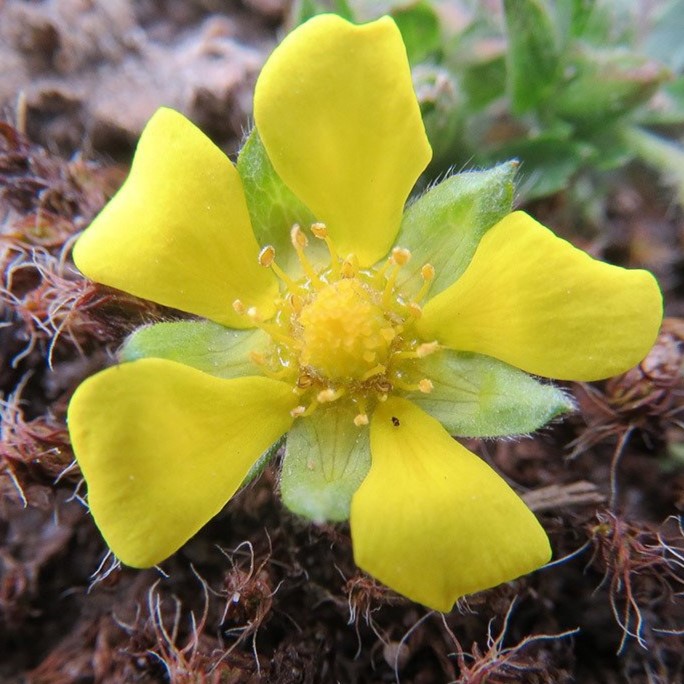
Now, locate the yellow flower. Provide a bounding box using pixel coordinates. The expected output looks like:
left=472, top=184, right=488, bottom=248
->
left=67, top=15, right=662, bottom=611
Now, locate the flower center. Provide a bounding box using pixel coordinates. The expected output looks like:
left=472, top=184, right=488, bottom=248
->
left=298, top=278, right=395, bottom=380
left=234, top=223, right=439, bottom=425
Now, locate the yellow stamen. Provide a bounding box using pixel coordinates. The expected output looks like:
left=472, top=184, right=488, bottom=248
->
left=391, top=246, right=412, bottom=266
left=311, top=222, right=340, bottom=277
left=413, top=263, right=436, bottom=303
left=416, top=341, right=440, bottom=358
left=360, top=363, right=386, bottom=381
left=258, top=245, right=275, bottom=267
left=291, top=224, right=322, bottom=287
left=317, top=387, right=345, bottom=403
left=340, top=254, right=358, bottom=279
left=418, top=378, right=434, bottom=393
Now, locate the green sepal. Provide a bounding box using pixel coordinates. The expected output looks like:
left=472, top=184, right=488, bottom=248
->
left=120, top=320, right=267, bottom=380
left=503, top=0, right=561, bottom=114
left=242, top=435, right=285, bottom=487
left=554, top=47, right=670, bottom=128
left=237, top=129, right=318, bottom=274
left=280, top=403, right=370, bottom=523
left=406, top=351, right=575, bottom=438
left=393, top=161, right=516, bottom=298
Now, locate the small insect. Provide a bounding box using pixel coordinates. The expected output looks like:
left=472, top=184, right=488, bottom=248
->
left=391, top=416, right=400, bottom=427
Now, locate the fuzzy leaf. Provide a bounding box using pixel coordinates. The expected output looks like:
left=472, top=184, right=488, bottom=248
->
left=120, top=320, right=266, bottom=380
left=393, top=162, right=516, bottom=297
left=555, top=47, right=670, bottom=127
left=503, top=0, right=561, bottom=113
left=406, top=351, right=575, bottom=438
left=281, top=403, right=370, bottom=523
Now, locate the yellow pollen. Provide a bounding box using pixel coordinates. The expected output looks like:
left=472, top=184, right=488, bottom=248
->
left=391, top=246, right=412, bottom=266
left=421, top=263, right=435, bottom=281
left=416, top=341, right=440, bottom=358
left=290, top=224, right=308, bottom=249
left=298, top=278, right=392, bottom=381
left=310, top=222, right=328, bottom=238
left=258, top=245, right=275, bottom=267
left=317, top=387, right=345, bottom=403
left=418, top=378, right=434, bottom=393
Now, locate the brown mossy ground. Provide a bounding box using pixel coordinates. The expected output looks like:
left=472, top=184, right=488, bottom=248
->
left=1, top=2, right=684, bottom=682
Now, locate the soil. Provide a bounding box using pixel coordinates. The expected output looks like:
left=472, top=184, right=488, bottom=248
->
left=1, top=1, right=683, bottom=683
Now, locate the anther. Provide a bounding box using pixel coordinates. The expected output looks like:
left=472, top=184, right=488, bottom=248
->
left=310, top=222, right=328, bottom=239
left=291, top=223, right=322, bottom=287
left=258, top=245, right=275, bottom=267
left=317, top=387, right=345, bottom=403
left=418, top=378, right=434, bottom=393
left=416, top=341, right=440, bottom=358
left=232, top=299, right=246, bottom=315
left=246, top=306, right=261, bottom=321
left=290, top=405, right=306, bottom=418
left=341, top=255, right=358, bottom=278
left=414, top=263, right=436, bottom=303
left=421, top=263, right=435, bottom=281
left=290, top=224, right=309, bottom=249
left=297, top=373, right=314, bottom=389
left=391, top=247, right=412, bottom=266
left=353, top=413, right=369, bottom=427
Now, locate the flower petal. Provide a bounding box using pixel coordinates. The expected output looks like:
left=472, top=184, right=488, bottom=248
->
left=67, top=359, right=296, bottom=567
left=254, top=15, right=431, bottom=266
left=120, top=320, right=267, bottom=379
left=73, top=108, right=276, bottom=328
left=406, top=350, right=574, bottom=437
left=281, top=402, right=370, bottom=523
left=418, top=211, right=663, bottom=381
left=350, top=398, right=551, bottom=612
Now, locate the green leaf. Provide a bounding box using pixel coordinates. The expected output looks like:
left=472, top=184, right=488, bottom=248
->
left=503, top=0, right=561, bottom=113
left=393, top=2, right=441, bottom=64
left=406, top=351, right=575, bottom=438
left=393, top=162, right=516, bottom=298
left=280, top=403, right=370, bottom=523
left=290, top=0, right=354, bottom=24
left=554, top=47, right=671, bottom=127
left=120, top=320, right=267, bottom=379
left=237, top=129, right=318, bottom=273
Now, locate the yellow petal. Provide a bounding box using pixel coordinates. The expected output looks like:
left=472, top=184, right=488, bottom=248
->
left=254, top=15, right=431, bottom=266
left=418, top=211, right=663, bottom=381
left=73, top=108, right=276, bottom=328
left=351, top=398, right=550, bottom=612
left=67, top=359, right=296, bottom=567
